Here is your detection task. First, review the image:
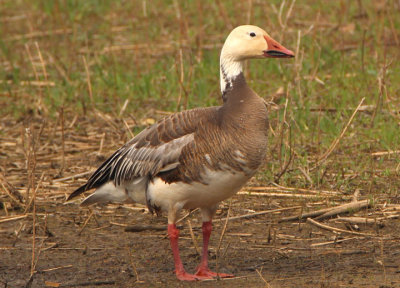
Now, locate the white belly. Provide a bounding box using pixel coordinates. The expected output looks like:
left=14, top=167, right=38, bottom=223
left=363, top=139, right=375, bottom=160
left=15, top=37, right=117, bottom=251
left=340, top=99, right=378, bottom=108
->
left=147, top=168, right=252, bottom=211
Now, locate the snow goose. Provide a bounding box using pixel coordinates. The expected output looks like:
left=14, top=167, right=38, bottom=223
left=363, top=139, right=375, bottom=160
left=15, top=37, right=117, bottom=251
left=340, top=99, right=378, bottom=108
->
left=68, top=25, right=294, bottom=281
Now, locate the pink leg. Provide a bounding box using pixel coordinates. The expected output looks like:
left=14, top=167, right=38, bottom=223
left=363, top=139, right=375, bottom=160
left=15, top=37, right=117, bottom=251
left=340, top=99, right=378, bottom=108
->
left=168, top=224, right=203, bottom=281
left=195, top=221, right=234, bottom=278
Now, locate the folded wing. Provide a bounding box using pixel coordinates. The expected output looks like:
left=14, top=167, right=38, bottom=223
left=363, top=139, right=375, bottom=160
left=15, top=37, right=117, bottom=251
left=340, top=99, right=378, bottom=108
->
left=67, top=107, right=218, bottom=205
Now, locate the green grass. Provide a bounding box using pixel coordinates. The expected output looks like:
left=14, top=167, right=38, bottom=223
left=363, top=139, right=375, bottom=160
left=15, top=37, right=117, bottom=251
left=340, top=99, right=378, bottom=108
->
left=0, top=0, right=399, bottom=195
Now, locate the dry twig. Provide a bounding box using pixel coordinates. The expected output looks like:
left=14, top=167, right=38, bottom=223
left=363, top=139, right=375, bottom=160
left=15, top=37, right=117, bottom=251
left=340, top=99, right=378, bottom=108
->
left=78, top=210, right=94, bottom=235
left=332, top=216, right=382, bottom=226
left=279, top=200, right=370, bottom=222
left=256, top=268, right=272, bottom=288
left=311, top=237, right=359, bottom=247
left=216, top=199, right=231, bottom=277
left=316, top=97, right=365, bottom=167
left=187, top=220, right=201, bottom=256
left=126, top=247, right=141, bottom=283
left=214, top=206, right=301, bottom=222
left=82, top=56, right=94, bottom=108
left=0, top=214, right=27, bottom=224
left=307, top=218, right=375, bottom=237
left=315, top=200, right=371, bottom=220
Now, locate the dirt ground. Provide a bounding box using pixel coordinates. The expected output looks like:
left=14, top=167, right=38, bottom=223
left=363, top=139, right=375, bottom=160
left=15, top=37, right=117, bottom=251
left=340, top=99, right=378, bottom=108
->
left=2, top=191, right=400, bottom=288
left=1, top=116, right=400, bottom=288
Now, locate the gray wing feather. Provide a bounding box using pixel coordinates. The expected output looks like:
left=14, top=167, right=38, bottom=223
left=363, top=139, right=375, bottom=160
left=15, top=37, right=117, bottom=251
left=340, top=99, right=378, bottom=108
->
left=68, top=107, right=218, bottom=200
left=91, top=132, right=194, bottom=187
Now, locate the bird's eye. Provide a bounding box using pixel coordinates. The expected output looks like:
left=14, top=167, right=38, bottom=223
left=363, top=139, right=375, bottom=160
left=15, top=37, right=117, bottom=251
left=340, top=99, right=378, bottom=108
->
left=249, top=32, right=256, bottom=37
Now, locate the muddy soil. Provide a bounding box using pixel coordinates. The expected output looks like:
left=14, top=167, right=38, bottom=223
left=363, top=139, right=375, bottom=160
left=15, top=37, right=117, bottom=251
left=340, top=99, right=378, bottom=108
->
left=2, top=193, right=400, bottom=288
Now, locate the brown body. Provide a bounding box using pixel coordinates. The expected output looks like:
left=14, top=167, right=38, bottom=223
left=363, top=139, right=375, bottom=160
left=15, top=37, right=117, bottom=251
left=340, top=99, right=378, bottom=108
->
left=69, top=73, right=268, bottom=215
left=159, top=73, right=268, bottom=185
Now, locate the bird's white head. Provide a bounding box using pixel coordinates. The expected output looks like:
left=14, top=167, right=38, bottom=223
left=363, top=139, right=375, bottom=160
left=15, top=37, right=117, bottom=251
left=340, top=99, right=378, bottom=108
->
left=220, top=25, right=294, bottom=94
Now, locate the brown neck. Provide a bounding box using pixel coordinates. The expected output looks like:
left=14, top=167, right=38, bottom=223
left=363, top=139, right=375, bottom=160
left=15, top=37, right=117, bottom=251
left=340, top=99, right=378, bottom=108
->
left=221, top=72, right=261, bottom=112
left=221, top=72, right=249, bottom=103
left=219, top=72, right=266, bottom=130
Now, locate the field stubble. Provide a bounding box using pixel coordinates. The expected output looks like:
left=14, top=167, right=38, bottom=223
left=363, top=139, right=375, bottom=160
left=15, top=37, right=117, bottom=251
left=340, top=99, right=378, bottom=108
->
left=1, top=1, right=400, bottom=287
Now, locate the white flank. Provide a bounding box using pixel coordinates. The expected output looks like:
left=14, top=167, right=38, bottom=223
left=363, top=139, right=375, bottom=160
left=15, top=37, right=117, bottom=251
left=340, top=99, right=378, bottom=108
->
left=125, top=177, right=148, bottom=204
left=147, top=168, right=253, bottom=212
left=81, top=177, right=148, bottom=207
left=81, top=182, right=129, bottom=207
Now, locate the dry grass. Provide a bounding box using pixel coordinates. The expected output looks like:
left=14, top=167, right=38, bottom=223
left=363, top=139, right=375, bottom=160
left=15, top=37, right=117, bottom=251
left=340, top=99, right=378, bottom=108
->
left=1, top=0, right=400, bottom=287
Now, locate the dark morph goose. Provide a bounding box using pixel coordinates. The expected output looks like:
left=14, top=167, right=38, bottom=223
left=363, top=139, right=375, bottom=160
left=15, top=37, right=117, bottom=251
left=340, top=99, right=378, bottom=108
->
left=68, top=25, right=294, bottom=281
